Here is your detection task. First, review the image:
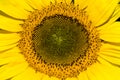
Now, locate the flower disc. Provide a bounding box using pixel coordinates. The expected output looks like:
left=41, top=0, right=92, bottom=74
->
left=33, top=15, right=88, bottom=65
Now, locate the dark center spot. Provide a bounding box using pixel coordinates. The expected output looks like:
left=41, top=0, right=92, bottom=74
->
left=32, top=15, right=88, bottom=65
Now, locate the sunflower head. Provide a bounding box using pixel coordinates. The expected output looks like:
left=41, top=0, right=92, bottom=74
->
left=18, top=2, right=101, bottom=79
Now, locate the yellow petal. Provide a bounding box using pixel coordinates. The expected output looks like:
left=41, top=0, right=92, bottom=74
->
left=32, top=72, right=44, bottom=80
left=99, top=22, right=120, bottom=42
left=99, top=43, right=120, bottom=58
left=87, top=0, right=119, bottom=26
left=77, top=72, right=84, bottom=80
left=86, top=65, right=101, bottom=80
left=50, top=77, right=60, bottom=80
left=0, top=43, right=17, bottom=51
left=9, top=0, right=34, bottom=11
left=88, top=62, right=109, bottom=80
left=76, top=0, right=119, bottom=26
left=106, top=4, right=120, bottom=25
left=0, top=33, right=20, bottom=40
left=25, top=0, right=43, bottom=9
left=26, top=0, right=72, bottom=10
left=100, top=43, right=120, bottom=51
left=11, top=67, right=36, bottom=80
left=56, top=0, right=71, bottom=3
left=66, top=77, right=78, bottom=80
left=98, top=56, right=116, bottom=67
left=99, top=52, right=120, bottom=66
left=39, top=0, right=55, bottom=7
left=0, top=33, right=20, bottom=46
left=96, top=4, right=120, bottom=28
left=75, top=0, right=94, bottom=10
left=0, top=15, right=23, bottom=32
left=77, top=71, right=89, bottom=80
left=26, top=0, right=55, bottom=10
left=0, top=62, right=28, bottom=80
left=98, top=42, right=120, bottom=66
left=91, top=62, right=120, bottom=80
left=0, top=0, right=33, bottom=19
left=0, top=47, right=20, bottom=58
left=0, top=48, right=25, bottom=65
left=42, top=74, right=51, bottom=80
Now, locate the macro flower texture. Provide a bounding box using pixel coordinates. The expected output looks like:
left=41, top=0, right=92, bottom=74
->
left=0, top=0, right=120, bottom=80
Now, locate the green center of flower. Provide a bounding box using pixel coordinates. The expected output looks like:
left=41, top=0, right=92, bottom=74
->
left=33, top=15, right=88, bottom=64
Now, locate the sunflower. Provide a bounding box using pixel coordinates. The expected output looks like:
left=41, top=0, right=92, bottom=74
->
left=0, top=0, right=120, bottom=80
